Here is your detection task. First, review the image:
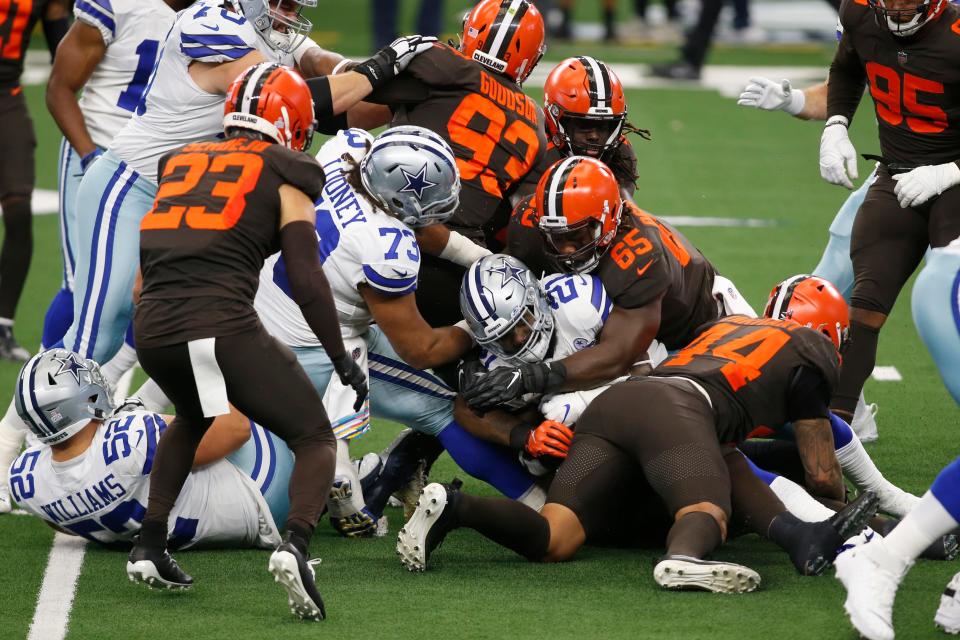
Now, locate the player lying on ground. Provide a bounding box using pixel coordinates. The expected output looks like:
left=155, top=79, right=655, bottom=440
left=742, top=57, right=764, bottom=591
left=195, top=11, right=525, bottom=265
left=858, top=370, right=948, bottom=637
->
left=398, top=281, right=880, bottom=591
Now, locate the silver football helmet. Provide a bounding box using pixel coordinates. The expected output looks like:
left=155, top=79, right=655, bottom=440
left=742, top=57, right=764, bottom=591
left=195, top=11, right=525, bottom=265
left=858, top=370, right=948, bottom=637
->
left=360, top=125, right=460, bottom=228
left=15, top=349, right=115, bottom=445
left=459, top=254, right=555, bottom=365
left=231, top=0, right=315, bottom=52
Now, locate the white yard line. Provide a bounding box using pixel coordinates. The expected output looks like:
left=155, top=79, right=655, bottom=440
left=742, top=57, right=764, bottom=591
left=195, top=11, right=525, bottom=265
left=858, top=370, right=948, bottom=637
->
left=27, top=533, right=87, bottom=640
left=872, top=366, right=903, bottom=382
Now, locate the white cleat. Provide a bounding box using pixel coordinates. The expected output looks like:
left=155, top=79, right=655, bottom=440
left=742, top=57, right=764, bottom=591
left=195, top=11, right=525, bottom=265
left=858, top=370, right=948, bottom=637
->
left=267, top=545, right=325, bottom=621
left=852, top=396, right=879, bottom=443
left=0, top=484, right=12, bottom=514
left=835, top=538, right=911, bottom=640
left=653, top=555, right=760, bottom=594
left=935, top=572, right=960, bottom=634
left=396, top=482, right=454, bottom=572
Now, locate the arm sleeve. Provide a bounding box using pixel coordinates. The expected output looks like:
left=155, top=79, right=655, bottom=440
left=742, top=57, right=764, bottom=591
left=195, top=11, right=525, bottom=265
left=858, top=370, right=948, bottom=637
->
left=43, top=17, right=70, bottom=60
left=826, top=22, right=867, bottom=122
left=280, top=220, right=347, bottom=360
left=303, top=77, right=352, bottom=133
left=366, top=45, right=466, bottom=104
left=179, top=10, right=257, bottom=63
left=267, top=146, right=327, bottom=202
left=74, top=0, right=115, bottom=45
left=786, top=366, right=832, bottom=423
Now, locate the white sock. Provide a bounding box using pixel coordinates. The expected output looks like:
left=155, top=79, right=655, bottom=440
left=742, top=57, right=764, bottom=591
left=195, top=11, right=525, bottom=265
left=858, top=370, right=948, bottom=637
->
left=132, top=378, right=170, bottom=412
left=0, top=403, right=26, bottom=489
left=331, top=439, right=365, bottom=514
left=836, top=434, right=918, bottom=508
left=100, top=342, right=138, bottom=388
left=882, top=490, right=958, bottom=564
left=769, top=476, right=835, bottom=522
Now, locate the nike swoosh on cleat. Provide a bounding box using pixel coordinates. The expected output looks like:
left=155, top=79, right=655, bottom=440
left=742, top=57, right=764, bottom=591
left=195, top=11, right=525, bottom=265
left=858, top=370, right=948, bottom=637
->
left=636, top=259, right=654, bottom=277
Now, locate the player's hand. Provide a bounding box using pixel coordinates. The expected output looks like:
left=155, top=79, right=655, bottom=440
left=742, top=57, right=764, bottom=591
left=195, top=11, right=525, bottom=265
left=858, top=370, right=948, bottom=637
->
left=462, top=361, right=567, bottom=413
left=524, top=420, right=574, bottom=459
left=819, top=117, right=859, bottom=189
left=80, top=148, right=103, bottom=174
left=457, top=358, right=487, bottom=394
left=737, top=77, right=805, bottom=115
left=354, top=35, right=437, bottom=88
left=332, top=353, right=368, bottom=412
left=540, top=392, right=589, bottom=425
left=892, top=162, right=960, bottom=208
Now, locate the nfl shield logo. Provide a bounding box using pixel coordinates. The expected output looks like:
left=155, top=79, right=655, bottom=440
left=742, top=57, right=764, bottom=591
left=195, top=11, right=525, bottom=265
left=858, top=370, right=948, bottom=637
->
left=898, top=50, right=908, bottom=66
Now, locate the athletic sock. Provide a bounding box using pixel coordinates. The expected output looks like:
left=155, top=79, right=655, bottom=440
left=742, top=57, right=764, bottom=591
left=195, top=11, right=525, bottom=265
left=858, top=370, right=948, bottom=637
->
left=769, top=476, right=836, bottom=522
left=665, top=511, right=722, bottom=558
left=284, top=522, right=312, bottom=556
left=728, top=450, right=787, bottom=535
left=132, top=378, right=171, bottom=412
left=100, top=341, right=138, bottom=389
left=882, top=460, right=960, bottom=563
left=833, top=320, right=880, bottom=415
left=832, top=413, right=918, bottom=510
left=453, top=493, right=551, bottom=561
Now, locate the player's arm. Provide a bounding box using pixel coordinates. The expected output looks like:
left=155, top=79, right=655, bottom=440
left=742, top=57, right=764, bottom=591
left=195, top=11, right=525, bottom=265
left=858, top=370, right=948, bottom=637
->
left=787, top=365, right=844, bottom=500
left=361, top=285, right=473, bottom=369
left=41, top=0, right=71, bottom=61
left=737, top=78, right=828, bottom=121
left=188, top=50, right=270, bottom=94
left=454, top=397, right=574, bottom=459
left=45, top=21, right=107, bottom=160
left=414, top=224, right=491, bottom=266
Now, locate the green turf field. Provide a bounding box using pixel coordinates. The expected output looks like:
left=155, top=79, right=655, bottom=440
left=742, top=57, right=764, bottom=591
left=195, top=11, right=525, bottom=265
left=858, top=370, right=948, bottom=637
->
left=2, top=8, right=959, bottom=638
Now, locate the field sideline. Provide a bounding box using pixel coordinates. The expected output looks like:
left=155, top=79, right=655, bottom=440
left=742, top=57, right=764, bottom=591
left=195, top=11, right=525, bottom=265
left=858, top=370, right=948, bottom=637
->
left=1, top=15, right=958, bottom=638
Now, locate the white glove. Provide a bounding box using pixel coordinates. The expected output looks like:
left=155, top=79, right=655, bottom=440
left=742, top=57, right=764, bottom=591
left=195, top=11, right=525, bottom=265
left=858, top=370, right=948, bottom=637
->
left=539, top=387, right=609, bottom=426
left=819, top=116, right=859, bottom=189
left=737, top=77, right=805, bottom=116
left=892, top=162, right=960, bottom=208
left=387, top=35, right=438, bottom=74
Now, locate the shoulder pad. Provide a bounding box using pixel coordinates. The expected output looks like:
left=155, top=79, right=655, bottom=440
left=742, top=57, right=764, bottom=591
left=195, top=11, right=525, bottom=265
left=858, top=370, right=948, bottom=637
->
left=360, top=223, right=420, bottom=297
left=179, top=3, right=258, bottom=62
left=316, top=129, right=373, bottom=168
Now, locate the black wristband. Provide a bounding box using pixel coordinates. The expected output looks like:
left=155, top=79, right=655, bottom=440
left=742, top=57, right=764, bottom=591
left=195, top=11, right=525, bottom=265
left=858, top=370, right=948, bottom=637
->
left=542, top=361, right=568, bottom=394
left=305, top=76, right=335, bottom=121
left=509, top=424, right=533, bottom=451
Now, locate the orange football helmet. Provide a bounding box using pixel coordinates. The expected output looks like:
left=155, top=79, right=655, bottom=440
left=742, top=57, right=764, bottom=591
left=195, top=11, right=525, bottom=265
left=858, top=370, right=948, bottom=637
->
left=460, top=0, right=545, bottom=85
left=534, top=156, right=623, bottom=273
left=544, top=56, right=627, bottom=158
left=223, top=63, right=315, bottom=151
left=764, top=275, right=850, bottom=351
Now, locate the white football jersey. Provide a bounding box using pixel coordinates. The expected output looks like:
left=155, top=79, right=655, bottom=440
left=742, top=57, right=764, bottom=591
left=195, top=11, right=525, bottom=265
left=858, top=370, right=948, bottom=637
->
left=108, top=0, right=286, bottom=182
left=256, top=129, right=423, bottom=344
left=8, top=411, right=276, bottom=550
left=73, top=0, right=177, bottom=149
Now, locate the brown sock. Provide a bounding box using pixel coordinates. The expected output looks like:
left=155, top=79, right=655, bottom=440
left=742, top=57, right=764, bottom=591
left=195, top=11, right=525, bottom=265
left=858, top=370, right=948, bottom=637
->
left=665, top=511, right=722, bottom=558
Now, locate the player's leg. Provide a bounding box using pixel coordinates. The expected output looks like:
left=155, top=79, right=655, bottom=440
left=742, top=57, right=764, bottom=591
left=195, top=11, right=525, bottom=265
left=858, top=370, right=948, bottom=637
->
left=812, top=168, right=877, bottom=301
left=912, top=246, right=960, bottom=404
left=62, top=153, right=155, bottom=364
left=0, top=89, right=36, bottom=361
left=833, top=171, right=929, bottom=422
left=837, top=457, right=960, bottom=639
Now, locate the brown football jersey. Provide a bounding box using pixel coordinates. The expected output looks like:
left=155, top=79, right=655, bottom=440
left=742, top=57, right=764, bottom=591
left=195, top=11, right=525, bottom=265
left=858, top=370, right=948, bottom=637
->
left=830, top=0, right=960, bottom=165
left=651, top=316, right=841, bottom=442
left=369, top=43, right=548, bottom=243
left=507, top=201, right=717, bottom=349
left=136, top=135, right=325, bottom=348
left=0, top=0, right=50, bottom=89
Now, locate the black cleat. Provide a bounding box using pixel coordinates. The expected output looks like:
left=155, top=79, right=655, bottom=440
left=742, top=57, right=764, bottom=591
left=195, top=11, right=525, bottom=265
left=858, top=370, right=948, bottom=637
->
left=0, top=325, right=29, bottom=362
left=126, top=545, right=193, bottom=590
left=396, top=481, right=461, bottom=572
left=268, top=540, right=326, bottom=621
left=649, top=60, right=702, bottom=81
left=794, top=490, right=879, bottom=576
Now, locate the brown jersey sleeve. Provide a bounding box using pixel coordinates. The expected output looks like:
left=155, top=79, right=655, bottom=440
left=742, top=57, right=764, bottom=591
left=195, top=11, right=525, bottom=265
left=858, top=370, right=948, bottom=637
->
left=597, top=244, right=671, bottom=310
left=827, top=1, right=868, bottom=122
left=264, top=146, right=326, bottom=202
left=368, top=44, right=476, bottom=104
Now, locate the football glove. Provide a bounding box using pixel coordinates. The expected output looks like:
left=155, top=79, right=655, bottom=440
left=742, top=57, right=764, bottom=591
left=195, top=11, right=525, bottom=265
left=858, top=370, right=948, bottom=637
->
left=80, top=148, right=103, bottom=173
left=892, top=162, right=960, bottom=208
left=354, top=35, right=437, bottom=88
left=737, top=77, right=805, bottom=116
left=457, top=357, right=487, bottom=394
left=819, top=116, right=859, bottom=189
left=539, top=387, right=609, bottom=426
left=524, top=420, right=574, bottom=459
left=332, top=353, right=368, bottom=412
left=463, top=361, right=567, bottom=413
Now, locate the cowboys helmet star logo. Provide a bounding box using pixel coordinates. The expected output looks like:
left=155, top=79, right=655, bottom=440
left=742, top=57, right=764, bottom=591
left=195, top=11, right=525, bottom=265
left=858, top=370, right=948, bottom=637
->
left=51, top=352, right=89, bottom=384
left=487, top=259, right=526, bottom=288
left=398, top=164, right=437, bottom=199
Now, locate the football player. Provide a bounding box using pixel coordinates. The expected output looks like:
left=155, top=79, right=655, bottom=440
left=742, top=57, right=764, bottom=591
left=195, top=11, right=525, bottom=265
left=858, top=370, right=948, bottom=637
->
left=399, top=287, right=878, bottom=591
left=9, top=349, right=291, bottom=551
left=819, top=0, right=960, bottom=431
left=0, top=0, right=70, bottom=360
left=468, top=156, right=753, bottom=412
left=254, top=129, right=545, bottom=531
left=130, top=64, right=366, bottom=620
left=360, top=0, right=549, bottom=327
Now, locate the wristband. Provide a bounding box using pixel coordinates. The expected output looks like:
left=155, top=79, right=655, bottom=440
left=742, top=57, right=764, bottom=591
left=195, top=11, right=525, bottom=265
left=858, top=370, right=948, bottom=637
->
left=291, top=36, right=321, bottom=66
left=438, top=231, right=491, bottom=268
left=331, top=59, right=354, bottom=75
left=454, top=319, right=475, bottom=344
left=508, top=424, right=533, bottom=451
left=785, top=89, right=806, bottom=116
left=825, top=115, right=849, bottom=129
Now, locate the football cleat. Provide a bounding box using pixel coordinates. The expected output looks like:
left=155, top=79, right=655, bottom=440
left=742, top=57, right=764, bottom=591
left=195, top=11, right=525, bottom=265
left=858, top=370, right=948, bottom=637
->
left=0, top=325, right=29, bottom=362
left=793, top=490, right=879, bottom=576
left=126, top=545, right=193, bottom=590
left=393, top=460, right=428, bottom=521
left=268, top=541, right=325, bottom=621
left=653, top=555, right=760, bottom=594
left=835, top=537, right=912, bottom=640
left=935, top=572, right=960, bottom=634
left=851, top=396, right=879, bottom=443
left=396, top=482, right=460, bottom=572
left=328, top=475, right=377, bottom=538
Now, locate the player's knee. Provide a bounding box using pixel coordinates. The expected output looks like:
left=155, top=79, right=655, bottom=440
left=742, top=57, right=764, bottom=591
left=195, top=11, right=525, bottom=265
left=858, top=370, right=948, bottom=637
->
left=540, top=503, right=586, bottom=562
left=675, top=502, right=729, bottom=541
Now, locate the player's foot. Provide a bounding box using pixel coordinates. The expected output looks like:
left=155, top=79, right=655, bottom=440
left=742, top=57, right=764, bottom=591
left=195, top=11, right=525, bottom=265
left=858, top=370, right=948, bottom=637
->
left=328, top=475, right=377, bottom=538
left=394, top=460, right=427, bottom=520
left=794, top=490, right=880, bottom=576
left=835, top=537, right=911, bottom=640
left=852, top=396, right=879, bottom=443
left=0, top=483, right=12, bottom=514
left=877, top=519, right=959, bottom=561
left=356, top=452, right=383, bottom=496
left=935, top=572, right=960, bottom=634
left=653, top=555, right=760, bottom=593
left=397, top=481, right=460, bottom=572
left=649, top=60, right=701, bottom=81
left=268, top=539, right=325, bottom=621
left=877, top=487, right=920, bottom=519
left=0, top=326, right=29, bottom=363
left=126, top=545, right=193, bottom=590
